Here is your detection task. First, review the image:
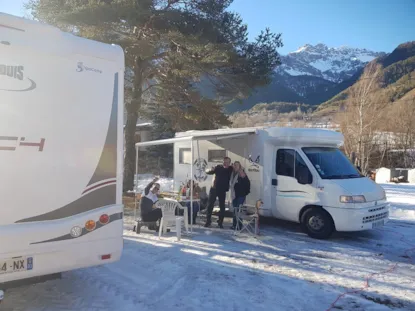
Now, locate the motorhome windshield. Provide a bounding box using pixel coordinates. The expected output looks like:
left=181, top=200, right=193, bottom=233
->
left=302, top=147, right=362, bottom=180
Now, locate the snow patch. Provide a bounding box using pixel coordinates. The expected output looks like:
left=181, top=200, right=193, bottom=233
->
left=356, top=54, right=377, bottom=62
left=310, top=59, right=332, bottom=72
left=285, top=68, right=311, bottom=76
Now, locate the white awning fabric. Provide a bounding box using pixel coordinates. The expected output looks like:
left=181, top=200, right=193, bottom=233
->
left=135, top=128, right=257, bottom=147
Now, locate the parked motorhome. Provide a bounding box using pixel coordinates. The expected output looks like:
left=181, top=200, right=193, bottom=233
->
left=0, top=13, right=124, bottom=298
left=172, top=127, right=389, bottom=239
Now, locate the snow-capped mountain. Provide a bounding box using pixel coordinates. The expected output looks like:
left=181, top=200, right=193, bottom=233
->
left=225, top=43, right=387, bottom=113
left=276, top=43, right=385, bottom=83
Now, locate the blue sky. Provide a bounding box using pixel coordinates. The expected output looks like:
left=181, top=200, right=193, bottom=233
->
left=1, top=0, right=414, bottom=54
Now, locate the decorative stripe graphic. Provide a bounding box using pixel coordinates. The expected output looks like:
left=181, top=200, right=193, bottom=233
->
left=16, top=184, right=117, bottom=223
left=86, top=73, right=118, bottom=186
left=277, top=190, right=309, bottom=198
left=0, top=24, right=25, bottom=32
left=277, top=190, right=309, bottom=194
left=30, top=212, right=123, bottom=245
left=15, top=73, right=119, bottom=223
left=82, top=179, right=117, bottom=195
left=0, top=78, right=37, bottom=92
left=278, top=194, right=306, bottom=198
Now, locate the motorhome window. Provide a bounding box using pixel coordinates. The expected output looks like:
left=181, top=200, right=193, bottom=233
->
left=295, top=152, right=313, bottom=184
left=276, top=149, right=295, bottom=176
left=302, top=147, right=362, bottom=179
left=179, top=148, right=192, bottom=164
left=208, top=149, right=226, bottom=163
left=276, top=149, right=313, bottom=184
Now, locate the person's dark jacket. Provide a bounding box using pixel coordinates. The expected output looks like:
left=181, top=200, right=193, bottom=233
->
left=206, top=165, right=233, bottom=193
left=140, top=181, right=157, bottom=216
left=234, top=175, right=251, bottom=198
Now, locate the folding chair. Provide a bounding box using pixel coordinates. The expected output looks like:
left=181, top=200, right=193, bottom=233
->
left=234, top=204, right=259, bottom=236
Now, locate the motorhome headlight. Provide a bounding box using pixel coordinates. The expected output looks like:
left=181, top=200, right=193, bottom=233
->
left=340, top=195, right=366, bottom=203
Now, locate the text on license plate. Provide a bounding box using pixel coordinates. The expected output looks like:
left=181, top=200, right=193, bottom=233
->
left=372, top=220, right=385, bottom=229
left=0, top=256, right=33, bottom=275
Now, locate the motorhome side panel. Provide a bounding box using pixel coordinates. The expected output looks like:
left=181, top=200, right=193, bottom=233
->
left=0, top=27, right=124, bottom=283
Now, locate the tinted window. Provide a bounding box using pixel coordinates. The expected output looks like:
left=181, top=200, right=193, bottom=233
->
left=302, top=147, right=362, bottom=179
left=276, top=149, right=313, bottom=184
left=276, top=149, right=295, bottom=176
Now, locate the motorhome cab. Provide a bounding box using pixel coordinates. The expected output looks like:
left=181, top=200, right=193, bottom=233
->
left=0, top=13, right=124, bottom=297
left=172, top=127, right=389, bottom=239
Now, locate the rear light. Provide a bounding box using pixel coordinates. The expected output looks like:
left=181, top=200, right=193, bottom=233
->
left=70, top=226, right=83, bottom=238
left=99, top=214, right=110, bottom=225
left=85, top=220, right=96, bottom=231
left=101, top=254, right=111, bottom=260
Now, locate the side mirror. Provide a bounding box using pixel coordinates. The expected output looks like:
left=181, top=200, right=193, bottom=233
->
left=297, top=173, right=313, bottom=185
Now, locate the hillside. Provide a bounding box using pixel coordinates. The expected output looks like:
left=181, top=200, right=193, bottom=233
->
left=225, top=44, right=384, bottom=113
left=229, top=102, right=315, bottom=128
left=316, top=41, right=415, bottom=116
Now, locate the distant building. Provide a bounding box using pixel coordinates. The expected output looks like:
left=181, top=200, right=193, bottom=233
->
left=123, top=118, right=153, bottom=154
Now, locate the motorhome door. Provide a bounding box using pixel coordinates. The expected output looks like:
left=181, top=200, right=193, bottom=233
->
left=271, top=148, right=315, bottom=222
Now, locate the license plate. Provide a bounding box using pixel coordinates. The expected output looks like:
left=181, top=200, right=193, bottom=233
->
left=0, top=256, right=33, bottom=275
left=372, top=220, right=385, bottom=229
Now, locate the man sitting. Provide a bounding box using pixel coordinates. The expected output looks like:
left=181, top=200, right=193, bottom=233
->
left=140, top=177, right=162, bottom=230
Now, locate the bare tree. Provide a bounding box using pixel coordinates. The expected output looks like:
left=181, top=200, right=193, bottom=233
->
left=338, top=62, right=388, bottom=172
left=385, top=96, right=415, bottom=167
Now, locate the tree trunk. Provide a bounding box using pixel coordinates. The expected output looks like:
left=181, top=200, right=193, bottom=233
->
left=123, top=110, right=138, bottom=191
left=123, top=57, right=144, bottom=192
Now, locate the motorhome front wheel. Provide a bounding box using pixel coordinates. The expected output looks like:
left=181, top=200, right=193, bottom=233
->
left=301, top=208, right=334, bottom=239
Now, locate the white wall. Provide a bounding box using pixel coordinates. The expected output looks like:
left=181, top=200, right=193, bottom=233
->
left=375, top=167, right=391, bottom=183
left=408, top=169, right=415, bottom=184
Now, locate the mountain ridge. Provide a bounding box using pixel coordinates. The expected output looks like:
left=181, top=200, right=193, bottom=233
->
left=225, top=43, right=385, bottom=113
left=277, top=43, right=385, bottom=82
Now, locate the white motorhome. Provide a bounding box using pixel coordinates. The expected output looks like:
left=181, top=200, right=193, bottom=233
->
left=172, top=127, right=389, bottom=239
left=0, top=13, right=124, bottom=296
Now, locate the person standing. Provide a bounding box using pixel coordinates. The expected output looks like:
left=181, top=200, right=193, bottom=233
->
left=230, top=163, right=251, bottom=230
left=204, top=157, right=233, bottom=228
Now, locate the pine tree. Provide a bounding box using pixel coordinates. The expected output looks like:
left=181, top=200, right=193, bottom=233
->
left=27, top=0, right=283, bottom=191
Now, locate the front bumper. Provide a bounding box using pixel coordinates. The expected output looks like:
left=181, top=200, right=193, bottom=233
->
left=324, top=203, right=389, bottom=232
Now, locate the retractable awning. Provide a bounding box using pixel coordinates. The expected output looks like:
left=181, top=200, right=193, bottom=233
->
left=135, top=128, right=258, bottom=147
left=133, top=127, right=258, bottom=234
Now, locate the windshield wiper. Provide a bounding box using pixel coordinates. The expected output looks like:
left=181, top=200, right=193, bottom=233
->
left=324, top=174, right=362, bottom=179
left=346, top=174, right=363, bottom=178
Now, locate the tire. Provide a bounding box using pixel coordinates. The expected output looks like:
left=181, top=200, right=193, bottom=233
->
left=301, top=208, right=334, bottom=239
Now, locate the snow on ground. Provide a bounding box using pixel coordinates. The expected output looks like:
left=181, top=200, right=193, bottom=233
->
left=382, top=183, right=415, bottom=221
left=2, top=184, right=415, bottom=311
left=133, top=174, right=174, bottom=193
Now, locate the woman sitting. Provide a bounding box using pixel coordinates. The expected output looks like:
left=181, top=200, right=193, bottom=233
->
left=140, top=177, right=162, bottom=230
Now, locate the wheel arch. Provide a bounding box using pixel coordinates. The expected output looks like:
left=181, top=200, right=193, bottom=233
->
left=299, top=205, right=336, bottom=229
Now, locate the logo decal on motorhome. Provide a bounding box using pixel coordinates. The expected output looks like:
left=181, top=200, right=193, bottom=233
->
left=193, top=158, right=208, bottom=182
left=0, top=64, right=37, bottom=92
left=248, top=155, right=260, bottom=172
left=76, top=62, right=102, bottom=74
left=0, top=136, right=45, bottom=151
